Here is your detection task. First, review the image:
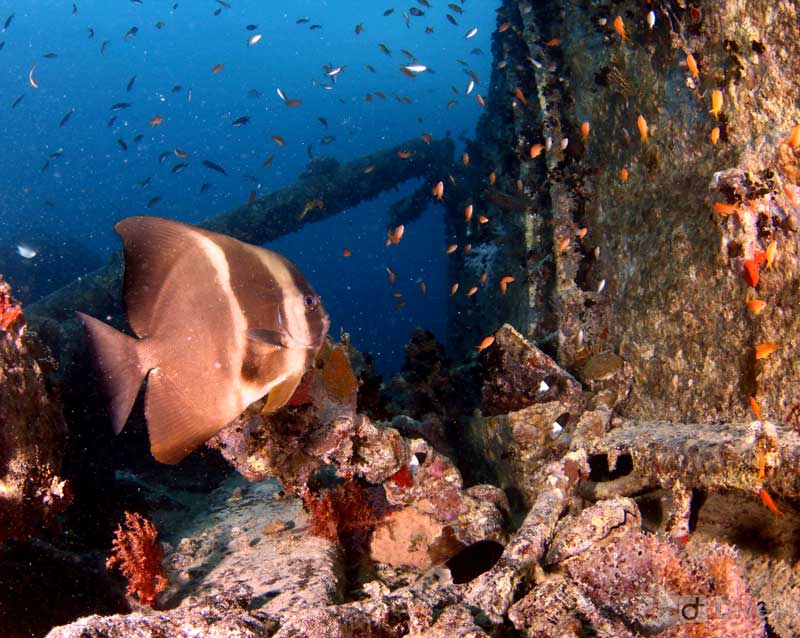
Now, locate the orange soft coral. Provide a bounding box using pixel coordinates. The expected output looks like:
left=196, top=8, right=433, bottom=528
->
left=106, top=511, right=168, bottom=607
left=321, top=346, right=359, bottom=401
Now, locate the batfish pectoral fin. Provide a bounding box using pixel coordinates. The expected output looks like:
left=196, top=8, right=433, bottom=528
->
left=145, top=368, right=228, bottom=464
left=261, top=371, right=305, bottom=414
left=247, top=327, right=290, bottom=348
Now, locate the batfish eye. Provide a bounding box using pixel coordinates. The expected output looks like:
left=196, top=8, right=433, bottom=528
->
left=304, top=294, right=318, bottom=310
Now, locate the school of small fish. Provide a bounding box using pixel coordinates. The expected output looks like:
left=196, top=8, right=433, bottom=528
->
left=3, top=1, right=497, bottom=340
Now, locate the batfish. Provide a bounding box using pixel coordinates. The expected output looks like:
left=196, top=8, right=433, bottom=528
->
left=78, top=215, right=330, bottom=464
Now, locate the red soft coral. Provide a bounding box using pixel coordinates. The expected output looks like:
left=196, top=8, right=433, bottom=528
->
left=106, top=511, right=168, bottom=608
left=0, top=276, right=22, bottom=331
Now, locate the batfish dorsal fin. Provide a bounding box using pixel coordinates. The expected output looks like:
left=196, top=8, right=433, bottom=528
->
left=145, top=367, right=229, bottom=464
left=115, top=216, right=286, bottom=338
left=115, top=216, right=199, bottom=338
left=261, top=371, right=305, bottom=414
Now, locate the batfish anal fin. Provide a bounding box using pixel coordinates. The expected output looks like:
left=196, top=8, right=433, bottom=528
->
left=261, top=371, right=304, bottom=414
left=144, top=368, right=230, bottom=464
left=247, top=327, right=290, bottom=348
left=76, top=311, right=148, bottom=434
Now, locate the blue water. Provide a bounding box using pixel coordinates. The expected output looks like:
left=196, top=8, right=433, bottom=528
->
left=0, top=0, right=494, bottom=376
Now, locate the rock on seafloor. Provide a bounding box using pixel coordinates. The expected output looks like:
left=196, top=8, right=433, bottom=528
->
left=45, top=585, right=277, bottom=638
left=0, top=277, right=71, bottom=543
left=160, top=476, right=343, bottom=617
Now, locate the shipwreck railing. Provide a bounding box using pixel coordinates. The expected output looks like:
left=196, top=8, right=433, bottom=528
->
left=28, top=137, right=454, bottom=324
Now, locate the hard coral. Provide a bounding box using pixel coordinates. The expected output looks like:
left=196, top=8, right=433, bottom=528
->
left=106, top=512, right=168, bottom=608
left=304, top=480, right=378, bottom=546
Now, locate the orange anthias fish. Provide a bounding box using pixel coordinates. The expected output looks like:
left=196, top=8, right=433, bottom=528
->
left=499, top=275, right=515, bottom=295
left=514, top=87, right=527, bottom=105
left=754, top=342, right=778, bottom=360
left=613, top=16, right=628, bottom=41
left=432, top=180, right=444, bottom=200
left=709, top=89, right=723, bottom=119
left=746, top=299, right=766, bottom=315
left=713, top=201, right=738, bottom=216
left=465, top=204, right=473, bottom=222
left=580, top=121, right=590, bottom=142
left=748, top=395, right=762, bottom=421
left=765, top=240, right=777, bottom=269
left=686, top=52, right=699, bottom=80
left=637, top=115, right=648, bottom=143
left=530, top=143, right=544, bottom=159
left=477, top=335, right=495, bottom=352
left=149, top=115, right=164, bottom=127
left=386, top=225, right=405, bottom=246
left=789, top=124, right=800, bottom=149
left=759, top=488, right=783, bottom=516
left=743, top=258, right=760, bottom=287
left=397, top=150, right=414, bottom=159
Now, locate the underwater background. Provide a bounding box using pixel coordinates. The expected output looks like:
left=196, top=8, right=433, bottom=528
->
left=0, top=0, right=494, bottom=376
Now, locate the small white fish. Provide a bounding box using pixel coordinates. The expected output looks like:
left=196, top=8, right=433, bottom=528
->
left=465, top=80, right=475, bottom=95
left=276, top=87, right=286, bottom=101
left=465, top=27, right=478, bottom=39
left=403, top=64, right=427, bottom=73
left=247, top=34, right=262, bottom=46
left=28, top=63, right=38, bottom=89
left=326, top=66, right=344, bottom=77
left=16, top=243, right=37, bottom=259
left=646, top=10, right=655, bottom=29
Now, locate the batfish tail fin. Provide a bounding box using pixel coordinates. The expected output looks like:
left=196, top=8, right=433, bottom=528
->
left=76, top=311, right=148, bottom=434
